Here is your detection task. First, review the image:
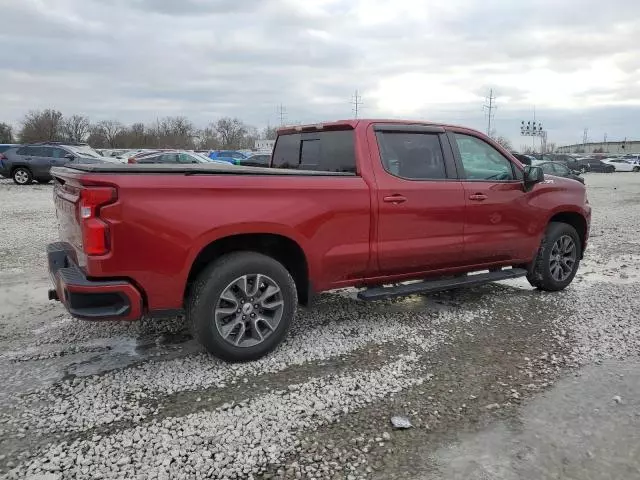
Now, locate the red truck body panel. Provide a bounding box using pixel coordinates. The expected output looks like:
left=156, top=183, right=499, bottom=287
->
left=49, top=120, right=591, bottom=318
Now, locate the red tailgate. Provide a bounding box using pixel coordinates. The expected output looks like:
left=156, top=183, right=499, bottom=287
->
left=53, top=173, right=85, bottom=265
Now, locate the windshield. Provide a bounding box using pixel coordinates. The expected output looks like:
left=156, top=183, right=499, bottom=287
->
left=67, top=145, right=102, bottom=158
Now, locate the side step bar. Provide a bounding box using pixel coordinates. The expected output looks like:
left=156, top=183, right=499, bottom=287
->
left=357, top=268, right=528, bottom=301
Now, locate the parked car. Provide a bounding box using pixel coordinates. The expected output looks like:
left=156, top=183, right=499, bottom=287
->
left=209, top=150, right=248, bottom=164
left=537, top=154, right=589, bottom=173
left=533, top=160, right=584, bottom=184
left=0, top=142, right=107, bottom=185
left=46, top=119, right=590, bottom=361
left=240, top=153, right=272, bottom=167
left=128, top=150, right=228, bottom=165
left=602, top=158, right=637, bottom=172
left=511, top=153, right=533, bottom=165
left=581, top=158, right=615, bottom=173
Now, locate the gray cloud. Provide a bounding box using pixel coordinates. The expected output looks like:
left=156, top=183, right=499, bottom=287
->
left=0, top=0, right=639, bottom=146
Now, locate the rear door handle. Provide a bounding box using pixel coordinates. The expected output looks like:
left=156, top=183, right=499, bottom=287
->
left=469, top=193, right=487, bottom=201
left=383, top=194, right=407, bottom=204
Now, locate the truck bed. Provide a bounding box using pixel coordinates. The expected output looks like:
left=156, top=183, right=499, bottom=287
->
left=59, top=163, right=354, bottom=176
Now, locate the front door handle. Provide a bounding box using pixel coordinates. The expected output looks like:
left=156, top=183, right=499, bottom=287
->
left=469, top=193, right=487, bottom=201
left=383, top=194, right=407, bottom=204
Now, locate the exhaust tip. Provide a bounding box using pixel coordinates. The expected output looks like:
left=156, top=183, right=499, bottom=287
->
left=48, top=289, right=59, bottom=301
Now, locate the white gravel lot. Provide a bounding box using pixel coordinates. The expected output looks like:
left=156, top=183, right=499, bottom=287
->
left=0, top=173, right=639, bottom=479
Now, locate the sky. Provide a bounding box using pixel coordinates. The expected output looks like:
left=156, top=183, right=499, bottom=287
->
left=1, top=0, right=639, bottom=148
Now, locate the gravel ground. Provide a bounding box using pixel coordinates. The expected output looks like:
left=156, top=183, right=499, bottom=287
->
left=0, top=173, right=639, bottom=479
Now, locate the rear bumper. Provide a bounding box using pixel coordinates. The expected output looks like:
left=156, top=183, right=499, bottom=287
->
left=47, top=242, right=143, bottom=321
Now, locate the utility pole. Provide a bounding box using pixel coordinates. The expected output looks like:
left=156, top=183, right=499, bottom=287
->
left=351, top=90, right=363, bottom=118
left=582, top=128, right=588, bottom=153
left=483, top=89, right=496, bottom=136
left=278, top=105, right=287, bottom=127
left=604, top=133, right=607, bottom=152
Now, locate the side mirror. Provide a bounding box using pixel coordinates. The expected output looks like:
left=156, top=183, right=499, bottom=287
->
left=64, top=153, right=75, bottom=160
left=524, top=165, right=544, bottom=189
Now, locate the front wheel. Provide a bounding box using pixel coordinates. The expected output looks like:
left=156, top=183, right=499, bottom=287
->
left=187, top=252, right=297, bottom=362
left=527, top=222, right=581, bottom=291
left=12, top=167, right=33, bottom=185
left=633, top=166, right=640, bottom=172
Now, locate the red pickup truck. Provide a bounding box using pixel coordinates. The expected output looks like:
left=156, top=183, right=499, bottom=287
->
left=47, top=120, right=590, bottom=361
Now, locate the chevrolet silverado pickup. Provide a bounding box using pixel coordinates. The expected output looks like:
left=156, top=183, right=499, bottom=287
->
left=47, top=119, right=591, bottom=361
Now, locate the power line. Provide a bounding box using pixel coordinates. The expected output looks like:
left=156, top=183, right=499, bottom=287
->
left=278, top=105, right=287, bottom=127
left=351, top=90, right=363, bottom=119
left=483, top=89, right=496, bottom=136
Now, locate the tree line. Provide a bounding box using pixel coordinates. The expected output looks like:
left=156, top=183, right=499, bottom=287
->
left=0, top=110, right=279, bottom=150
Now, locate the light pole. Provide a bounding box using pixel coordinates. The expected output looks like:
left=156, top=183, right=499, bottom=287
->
left=520, top=120, right=545, bottom=154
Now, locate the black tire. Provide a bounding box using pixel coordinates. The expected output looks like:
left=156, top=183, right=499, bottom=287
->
left=12, top=167, right=33, bottom=185
left=187, top=252, right=297, bottom=362
left=527, top=222, right=581, bottom=291
left=36, top=179, right=51, bottom=184
left=633, top=166, right=640, bottom=173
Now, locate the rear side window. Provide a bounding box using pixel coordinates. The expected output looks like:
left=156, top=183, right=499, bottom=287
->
left=272, top=130, right=356, bottom=173
left=375, top=132, right=446, bottom=180
left=17, top=146, right=38, bottom=155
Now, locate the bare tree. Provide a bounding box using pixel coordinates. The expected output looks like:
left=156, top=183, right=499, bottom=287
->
left=261, top=125, right=278, bottom=140
left=61, top=115, right=90, bottom=143
left=0, top=122, right=14, bottom=143
left=153, top=116, right=196, bottom=148
left=95, top=120, right=125, bottom=148
left=20, top=109, right=64, bottom=143
left=545, top=142, right=557, bottom=153
left=215, top=117, right=248, bottom=149
left=520, top=145, right=535, bottom=154
left=493, top=135, right=513, bottom=151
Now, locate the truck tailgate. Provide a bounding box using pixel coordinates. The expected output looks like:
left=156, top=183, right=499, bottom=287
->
left=53, top=176, right=85, bottom=264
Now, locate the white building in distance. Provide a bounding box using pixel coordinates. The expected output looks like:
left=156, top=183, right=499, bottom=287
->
left=255, top=139, right=275, bottom=151
left=557, top=140, right=640, bottom=154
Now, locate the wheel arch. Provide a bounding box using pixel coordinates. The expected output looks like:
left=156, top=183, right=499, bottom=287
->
left=184, top=232, right=311, bottom=306
left=548, top=211, right=588, bottom=257
left=10, top=164, right=32, bottom=175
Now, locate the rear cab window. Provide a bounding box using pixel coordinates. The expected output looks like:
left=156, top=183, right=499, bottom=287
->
left=375, top=131, right=448, bottom=180
left=272, top=129, right=357, bottom=173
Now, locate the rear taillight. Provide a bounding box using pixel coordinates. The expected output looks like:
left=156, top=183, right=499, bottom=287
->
left=79, top=186, right=116, bottom=256
left=128, top=157, right=136, bottom=164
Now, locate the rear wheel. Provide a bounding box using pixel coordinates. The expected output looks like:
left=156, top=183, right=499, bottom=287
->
left=12, top=167, right=33, bottom=185
left=187, top=252, right=297, bottom=362
left=633, top=166, right=640, bottom=172
left=527, top=222, right=581, bottom=291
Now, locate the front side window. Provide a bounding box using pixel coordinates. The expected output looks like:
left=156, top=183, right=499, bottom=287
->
left=375, top=132, right=446, bottom=180
left=37, top=147, right=54, bottom=158
left=178, top=153, right=196, bottom=163
left=51, top=148, right=66, bottom=158
left=554, top=163, right=569, bottom=175
left=540, top=163, right=555, bottom=175
left=454, top=133, right=515, bottom=181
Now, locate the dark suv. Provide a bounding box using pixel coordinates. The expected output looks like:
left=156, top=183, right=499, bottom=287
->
left=0, top=142, right=106, bottom=185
